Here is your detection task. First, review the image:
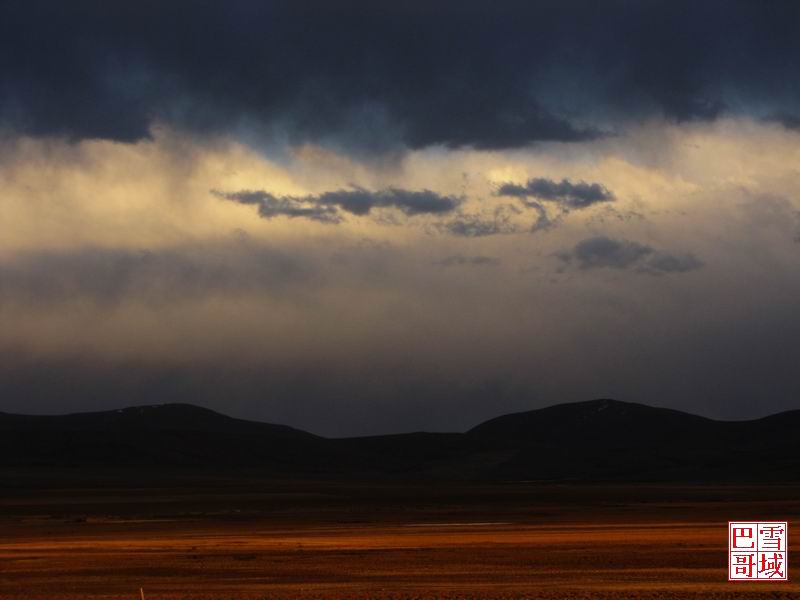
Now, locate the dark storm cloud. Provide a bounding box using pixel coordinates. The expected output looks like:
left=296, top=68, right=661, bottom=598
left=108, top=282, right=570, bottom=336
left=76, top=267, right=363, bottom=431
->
left=215, top=187, right=460, bottom=222
left=557, top=236, right=703, bottom=274
left=0, top=242, right=308, bottom=306
left=3, top=1, right=800, bottom=151
left=498, top=178, right=615, bottom=209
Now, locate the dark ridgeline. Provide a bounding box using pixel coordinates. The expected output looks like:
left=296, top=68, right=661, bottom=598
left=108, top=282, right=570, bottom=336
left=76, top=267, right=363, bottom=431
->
left=1, top=399, right=798, bottom=482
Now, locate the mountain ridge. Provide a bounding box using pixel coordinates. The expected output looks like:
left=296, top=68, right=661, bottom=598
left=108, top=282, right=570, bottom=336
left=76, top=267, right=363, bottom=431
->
left=1, top=398, right=798, bottom=482
left=0, top=397, right=779, bottom=432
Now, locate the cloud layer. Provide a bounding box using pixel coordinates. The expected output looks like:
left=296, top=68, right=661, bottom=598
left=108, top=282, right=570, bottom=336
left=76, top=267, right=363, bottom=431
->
left=3, top=1, right=800, bottom=153
left=0, top=124, right=798, bottom=433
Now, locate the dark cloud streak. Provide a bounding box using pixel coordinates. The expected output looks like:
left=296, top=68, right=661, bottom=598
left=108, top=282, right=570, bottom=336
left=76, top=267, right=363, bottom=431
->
left=213, top=190, right=342, bottom=223
left=498, top=178, right=614, bottom=209
left=557, top=236, right=703, bottom=274
left=215, top=187, right=460, bottom=222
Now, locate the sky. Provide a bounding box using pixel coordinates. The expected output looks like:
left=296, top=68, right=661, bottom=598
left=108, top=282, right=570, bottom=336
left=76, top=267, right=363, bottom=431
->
left=1, top=0, right=800, bottom=436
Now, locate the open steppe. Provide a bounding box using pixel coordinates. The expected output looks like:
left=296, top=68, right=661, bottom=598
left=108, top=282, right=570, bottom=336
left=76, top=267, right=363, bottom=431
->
left=1, top=479, right=797, bottom=599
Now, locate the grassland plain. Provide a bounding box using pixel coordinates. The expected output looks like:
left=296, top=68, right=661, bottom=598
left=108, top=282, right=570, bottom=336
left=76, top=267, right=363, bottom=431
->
left=1, top=480, right=798, bottom=598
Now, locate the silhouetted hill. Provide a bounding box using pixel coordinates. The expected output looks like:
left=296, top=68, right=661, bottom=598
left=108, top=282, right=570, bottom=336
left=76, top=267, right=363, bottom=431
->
left=0, top=403, right=315, bottom=437
left=1, top=399, right=799, bottom=482
left=468, top=399, right=799, bottom=481
left=0, top=404, right=330, bottom=470
left=469, top=399, right=714, bottom=444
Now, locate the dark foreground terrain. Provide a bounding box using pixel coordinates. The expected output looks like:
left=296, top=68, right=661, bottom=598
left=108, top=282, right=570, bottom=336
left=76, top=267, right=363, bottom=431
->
left=2, top=400, right=798, bottom=597
left=1, top=479, right=798, bottom=599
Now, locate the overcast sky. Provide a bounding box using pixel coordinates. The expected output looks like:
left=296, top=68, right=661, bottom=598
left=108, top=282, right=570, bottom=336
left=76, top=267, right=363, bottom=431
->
left=1, top=1, right=799, bottom=436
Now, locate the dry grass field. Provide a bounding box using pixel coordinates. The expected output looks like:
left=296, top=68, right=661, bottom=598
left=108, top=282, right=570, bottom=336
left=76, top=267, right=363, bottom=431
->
left=1, top=480, right=798, bottom=599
